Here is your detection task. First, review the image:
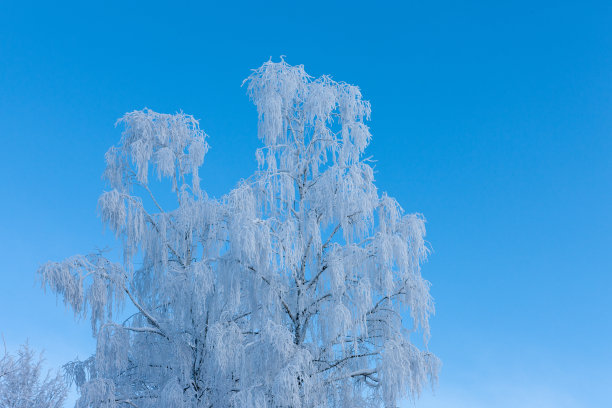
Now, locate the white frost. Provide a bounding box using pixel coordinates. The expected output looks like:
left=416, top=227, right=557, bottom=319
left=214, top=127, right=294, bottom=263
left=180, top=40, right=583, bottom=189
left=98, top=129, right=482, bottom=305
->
left=40, top=59, right=439, bottom=407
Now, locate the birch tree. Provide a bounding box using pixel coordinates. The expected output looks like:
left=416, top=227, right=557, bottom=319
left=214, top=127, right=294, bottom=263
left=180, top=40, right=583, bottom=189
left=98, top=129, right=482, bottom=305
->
left=39, top=59, right=439, bottom=407
left=0, top=342, right=68, bottom=408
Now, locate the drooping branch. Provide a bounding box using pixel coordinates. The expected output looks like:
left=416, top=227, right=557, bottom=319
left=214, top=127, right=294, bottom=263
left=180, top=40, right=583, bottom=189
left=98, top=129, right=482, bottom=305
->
left=121, top=284, right=168, bottom=340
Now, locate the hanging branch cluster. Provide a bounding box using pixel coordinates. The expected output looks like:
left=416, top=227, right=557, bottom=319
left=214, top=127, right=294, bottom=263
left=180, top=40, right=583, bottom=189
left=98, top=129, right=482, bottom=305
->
left=39, top=59, right=439, bottom=408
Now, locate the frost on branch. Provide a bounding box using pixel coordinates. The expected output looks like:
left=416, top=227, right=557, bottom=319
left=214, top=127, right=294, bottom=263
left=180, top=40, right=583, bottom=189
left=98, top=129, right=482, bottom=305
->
left=39, top=59, right=439, bottom=407
left=0, top=342, right=68, bottom=408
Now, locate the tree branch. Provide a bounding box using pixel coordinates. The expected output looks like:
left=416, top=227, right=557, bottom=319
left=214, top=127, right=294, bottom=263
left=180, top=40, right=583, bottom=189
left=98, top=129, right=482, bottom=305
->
left=122, top=285, right=168, bottom=340
left=246, top=265, right=295, bottom=323
left=316, top=351, right=379, bottom=374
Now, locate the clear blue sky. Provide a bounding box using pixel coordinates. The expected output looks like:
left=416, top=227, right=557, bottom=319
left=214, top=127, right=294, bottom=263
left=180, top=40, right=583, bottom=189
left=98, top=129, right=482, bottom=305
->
left=1, top=1, right=610, bottom=406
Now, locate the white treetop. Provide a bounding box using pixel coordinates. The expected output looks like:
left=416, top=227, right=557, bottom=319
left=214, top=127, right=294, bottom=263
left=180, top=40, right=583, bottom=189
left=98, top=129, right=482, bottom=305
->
left=0, top=341, right=68, bottom=408
left=40, top=59, right=439, bottom=408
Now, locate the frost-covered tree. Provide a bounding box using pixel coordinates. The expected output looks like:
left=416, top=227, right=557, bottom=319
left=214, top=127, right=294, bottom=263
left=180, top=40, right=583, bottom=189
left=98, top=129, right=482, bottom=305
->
left=39, top=59, right=439, bottom=408
left=0, top=341, right=68, bottom=408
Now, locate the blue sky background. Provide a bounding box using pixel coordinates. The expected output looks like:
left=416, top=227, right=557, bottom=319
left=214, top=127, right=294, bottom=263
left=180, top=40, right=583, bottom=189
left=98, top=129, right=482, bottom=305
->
left=1, top=1, right=611, bottom=406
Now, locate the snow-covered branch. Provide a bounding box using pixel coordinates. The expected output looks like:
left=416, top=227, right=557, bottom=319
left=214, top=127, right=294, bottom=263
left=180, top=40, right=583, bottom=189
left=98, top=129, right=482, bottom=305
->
left=40, top=59, right=438, bottom=408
